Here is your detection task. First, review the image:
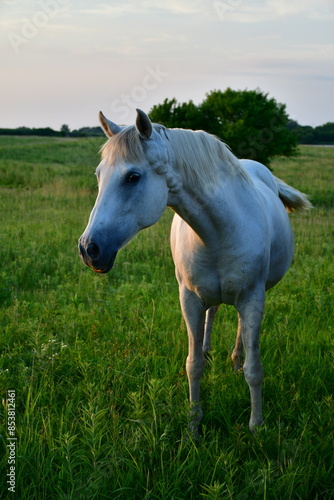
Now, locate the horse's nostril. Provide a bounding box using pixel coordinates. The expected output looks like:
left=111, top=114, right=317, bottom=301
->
left=87, top=242, right=100, bottom=261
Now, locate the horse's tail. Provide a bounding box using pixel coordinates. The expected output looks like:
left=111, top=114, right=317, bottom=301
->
left=274, top=176, right=313, bottom=213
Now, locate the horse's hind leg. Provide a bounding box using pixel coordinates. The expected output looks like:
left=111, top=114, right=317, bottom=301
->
left=236, top=288, right=265, bottom=431
left=203, top=306, right=218, bottom=356
left=231, top=313, right=244, bottom=371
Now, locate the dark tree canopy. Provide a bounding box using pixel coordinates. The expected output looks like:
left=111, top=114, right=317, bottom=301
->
left=149, top=88, right=299, bottom=166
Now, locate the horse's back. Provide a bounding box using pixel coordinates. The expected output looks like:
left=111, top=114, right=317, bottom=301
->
left=240, top=159, right=278, bottom=195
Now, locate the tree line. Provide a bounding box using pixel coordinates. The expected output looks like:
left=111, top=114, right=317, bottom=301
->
left=288, top=120, right=334, bottom=145
left=1, top=88, right=333, bottom=164
left=0, top=125, right=104, bottom=138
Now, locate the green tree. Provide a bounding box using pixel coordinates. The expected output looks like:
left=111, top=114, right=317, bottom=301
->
left=149, top=88, right=298, bottom=166
left=60, top=124, right=71, bottom=137
left=149, top=98, right=205, bottom=130
left=202, top=88, right=297, bottom=164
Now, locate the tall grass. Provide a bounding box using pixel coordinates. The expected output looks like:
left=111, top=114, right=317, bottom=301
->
left=0, top=138, right=333, bottom=499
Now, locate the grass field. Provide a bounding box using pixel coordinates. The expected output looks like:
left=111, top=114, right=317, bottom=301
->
left=0, top=136, right=333, bottom=499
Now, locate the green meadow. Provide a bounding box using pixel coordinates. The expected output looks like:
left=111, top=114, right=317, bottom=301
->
left=0, top=136, right=333, bottom=499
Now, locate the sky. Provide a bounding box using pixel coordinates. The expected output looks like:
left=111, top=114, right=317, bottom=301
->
left=1, top=0, right=334, bottom=130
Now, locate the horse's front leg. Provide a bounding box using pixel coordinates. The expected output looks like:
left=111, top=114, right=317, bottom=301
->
left=236, top=287, right=265, bottom=431
left=203, top=305, right=218, bottom=356
left=180, top=286, right=206, bottom=435
left=231, top=313, right=244, bottom=371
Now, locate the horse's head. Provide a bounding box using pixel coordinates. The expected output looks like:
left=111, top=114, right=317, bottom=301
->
left=79, top=109, right=176, bottom=273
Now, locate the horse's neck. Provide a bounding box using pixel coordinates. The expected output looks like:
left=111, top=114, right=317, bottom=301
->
left=167, top=176, right=244, bottom=247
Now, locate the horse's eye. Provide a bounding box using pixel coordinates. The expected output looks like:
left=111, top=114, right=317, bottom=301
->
left=126, top=172, right=141, bottom=184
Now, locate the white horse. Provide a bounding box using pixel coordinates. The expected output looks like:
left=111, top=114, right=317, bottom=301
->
left=79, top=109, right=312, bottom=432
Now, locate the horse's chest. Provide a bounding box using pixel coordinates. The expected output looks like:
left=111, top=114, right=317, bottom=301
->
left=171, top=215, right=264, bottom=307
left=175, top=249, right=234, bottom=306
left=174, top=239, right=262, bottom=307
left=189, top=267, right=222, bottom=306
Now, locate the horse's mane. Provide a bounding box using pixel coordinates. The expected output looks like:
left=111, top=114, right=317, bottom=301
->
left=101, top=124, right=250, bottom=190
left=163, top=127, right=250, bottom=190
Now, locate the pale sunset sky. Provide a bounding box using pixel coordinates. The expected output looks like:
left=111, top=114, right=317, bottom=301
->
left=1, top=0, right=333, bottom=130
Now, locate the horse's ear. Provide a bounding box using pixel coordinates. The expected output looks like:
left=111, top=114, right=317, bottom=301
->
left=99, top=111, right=121, bottom=137
left=135, top=109, right=153, bottom=139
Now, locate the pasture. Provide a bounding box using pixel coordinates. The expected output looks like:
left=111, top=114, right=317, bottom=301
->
left=0, top=136, right=333, bottom=499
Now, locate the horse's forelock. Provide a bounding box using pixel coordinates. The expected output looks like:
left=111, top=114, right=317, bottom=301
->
left=101, top=126, right=145, bottom=165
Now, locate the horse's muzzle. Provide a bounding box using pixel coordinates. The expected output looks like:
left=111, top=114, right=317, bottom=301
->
left=78, top=238, right=118, bottom=273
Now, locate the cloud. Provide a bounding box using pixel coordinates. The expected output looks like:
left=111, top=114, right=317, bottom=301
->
left=142, top=0, right=205, bottom=15
left=77, top=2, right=135, bottom=16
left=215, top=0, right=334, bottom=23
left=76, top=0, right=206, bottom=17
left=267, top=0, right=334, bottom=19
left=243, top=44, right=334, bottom=71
